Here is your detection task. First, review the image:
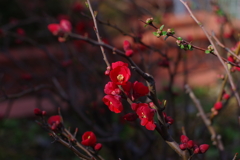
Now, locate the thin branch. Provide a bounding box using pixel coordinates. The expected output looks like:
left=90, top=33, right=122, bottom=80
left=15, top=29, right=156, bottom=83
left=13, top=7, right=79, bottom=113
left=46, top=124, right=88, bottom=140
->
left=179, top=0, right=240, bottom=109
left=185, top=85, right=225, bottom=153
left=0, top=84, right=52, bottom=102
left=212, top=34, right=240, bottom=61
left=86, top=0, right=110, bottom=67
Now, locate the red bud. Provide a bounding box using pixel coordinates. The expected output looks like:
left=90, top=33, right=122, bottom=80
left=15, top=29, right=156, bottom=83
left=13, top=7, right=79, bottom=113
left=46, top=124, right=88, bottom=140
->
left=180, top=135, right=189, bottom=143
left=199, top=144, right=209, bottom=153
left=214, top=102, right=223, bottom=110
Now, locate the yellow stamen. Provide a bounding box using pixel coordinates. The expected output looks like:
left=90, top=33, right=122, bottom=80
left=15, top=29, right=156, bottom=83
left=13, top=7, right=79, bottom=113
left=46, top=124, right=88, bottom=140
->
left=117, top=74, right=124, bottom=81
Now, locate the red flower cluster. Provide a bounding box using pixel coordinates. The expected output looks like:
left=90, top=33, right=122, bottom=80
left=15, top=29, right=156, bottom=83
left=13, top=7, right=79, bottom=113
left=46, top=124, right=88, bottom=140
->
left=102, top=61, right=131, bottom=113
left=179, top=135, right=209, bottom=154
left=48, top=19, right=72, bottom=42
left=131, top=103, right=156, bottom=130
left=81, top=131, right=102, bottom=151
left=47, top=115, right=62, bottom=131
left=103, top=61, right=151, bottom=130
left=123, top=40, right=134, bottom=57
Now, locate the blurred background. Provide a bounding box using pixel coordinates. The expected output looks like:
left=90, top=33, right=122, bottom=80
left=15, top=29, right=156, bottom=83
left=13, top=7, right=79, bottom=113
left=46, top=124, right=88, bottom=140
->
left=0, top=0, right=240, bottom=159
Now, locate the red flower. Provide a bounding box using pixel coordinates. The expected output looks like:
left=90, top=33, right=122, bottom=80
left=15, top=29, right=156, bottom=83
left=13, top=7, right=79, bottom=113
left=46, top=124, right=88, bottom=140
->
left=81, top=131, right=97, bottom=147
left=109, top=61, right=131, bottom=85
left=132, top=81, right=149, bottom=100
left=180, top=135, right=189, bottom=143
left=123, top=40, right=131, bottom=51
left=179, top=143, right=187, bottom=150
left=48, top=20, right=72, bottom=35
left=102, top=95, right=123, bottom=113
left=47, top=115, right=62, bottom=130
left=48, top=24, right=61, bottom=35
left=125, top=49, right=134, bottom=57
left=214, top=102, right=223, bottom=110
left=222, top=93, right=230, bottom=100
left=122, top=113, right=138, bottom=121
left=94, top=143, right=102, bottom=151
left=199, top=144, right=209, bottom=153
left=104, top=81, right=121, bottom=95
left=60, top=19, right=72, bottom=33
left=34, top=108, right=42, bottom=116
left=136, top=104, right=156, bottom=130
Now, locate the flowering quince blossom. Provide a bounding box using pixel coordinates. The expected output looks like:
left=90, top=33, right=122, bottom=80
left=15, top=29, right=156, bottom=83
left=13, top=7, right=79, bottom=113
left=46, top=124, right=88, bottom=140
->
left=214, top=101, right=223, bottom=110
left=132, top=81, right=149, bottom=100
left=179, top=135, right=209, bottom=154
left=109, top=61, right=131, bottom=85
left=102, top=95, right=123, bottom=113
left=94, top=143, right=102, bottom=151
left=81, top=131, right=97, bottom=147
left=123, top=40, right=134, bottom=57
left=136, top=103, right=156, bottom=130
left=48, top=19, right=72, bottom=36
left=47, top=115, right=62, bottom=130
left=104, top=81, right=121, bottom=95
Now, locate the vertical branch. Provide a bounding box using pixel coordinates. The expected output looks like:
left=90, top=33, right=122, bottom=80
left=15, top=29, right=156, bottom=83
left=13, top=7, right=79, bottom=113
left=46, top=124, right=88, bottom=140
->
left=185, top=85, right=226, bottom=158
left=86, top=0, right=110, bottom=67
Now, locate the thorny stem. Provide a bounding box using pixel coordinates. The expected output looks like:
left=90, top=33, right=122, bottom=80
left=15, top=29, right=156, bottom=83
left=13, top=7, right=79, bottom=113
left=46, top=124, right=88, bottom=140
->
left=179, top=0, right=240, bottom=109
left=86, top=0, right=110, bottom=67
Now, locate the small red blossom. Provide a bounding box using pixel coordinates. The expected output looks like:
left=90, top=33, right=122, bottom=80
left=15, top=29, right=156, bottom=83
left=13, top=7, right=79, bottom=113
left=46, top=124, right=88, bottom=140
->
left=47, top=115, right=62, bottom=130
left=132, top=81, right=149, bottom=100
left=48, top=24, right=61, bottom=35
left=109, top=61, right=131, bottom=85
left=102, top=95, right=123, bottom=113
left=34, top=108, right=42, bottom=116
left=123, top=40, right=132, bottom=51
left=199, top=144, right=209, bottom=153
left=94, top=143, right=102, bottom=151
left=60, top=19, right=72, bottom=33
left=180, top=135, right=189, bottom=143
left=187, top=140, right=194, bottom=149
left=125, top=49, right=134, bottom=57
left=214, top=102, right=223, bottom=110
left=104, top=81, right=121, bottom=95
left=131, top=103, right=148, bottom=111
left=222, top=93, right=230, bottom=100
left=48, top=20, right=72, bottom=36
left=81, top=131, right=97, bottom=147
left=136, top=104, right=156, bottom=130
left=179, top=143, right=187, bottom=150
left=193, top=147, right=200, bottom=154
left=122, top=113, right=138, bottom=121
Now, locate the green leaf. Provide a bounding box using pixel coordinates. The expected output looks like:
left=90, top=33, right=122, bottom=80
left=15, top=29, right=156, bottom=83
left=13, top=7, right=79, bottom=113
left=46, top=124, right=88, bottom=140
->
left=177, top=37, right=182, bottom=40
left=153, top=32, right=158, bottom=36
left=144, top=24, right=148, bottom=27
left=180, top=44, right=185, bottom=49
left=162, top=31, right=167, bottom=36
left=205, top=50, right=210, bottom=54
left=188, top=44, right=192, bottom=50
left=159, top=25, right=164, bottom=31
